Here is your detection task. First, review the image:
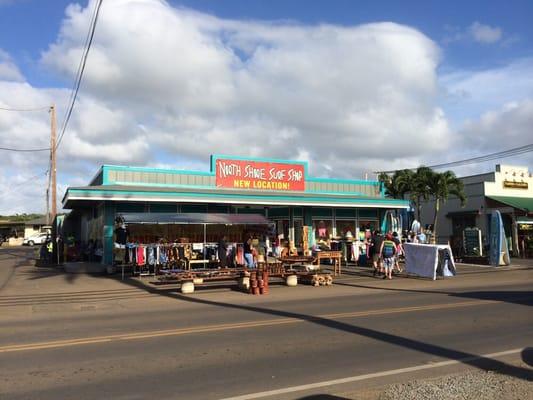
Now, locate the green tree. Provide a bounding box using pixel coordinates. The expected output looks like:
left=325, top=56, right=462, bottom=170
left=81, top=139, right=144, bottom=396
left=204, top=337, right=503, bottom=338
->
left=411, top=166, right=434, bottom=221
left=426, top=170, right=466, bottom=243
left=378, top=169, right=414, bottom=199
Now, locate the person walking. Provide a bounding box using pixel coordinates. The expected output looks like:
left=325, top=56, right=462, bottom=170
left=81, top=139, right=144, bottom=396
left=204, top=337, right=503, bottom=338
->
left=45, top=239, right=53, bottom=264
left=380, top=233, right=397, bottom=280
left=392, top=231, right=403, bottom=273
left=218, top=235, right=228, bottom=268
left=371, top=230, right=384, bottom=276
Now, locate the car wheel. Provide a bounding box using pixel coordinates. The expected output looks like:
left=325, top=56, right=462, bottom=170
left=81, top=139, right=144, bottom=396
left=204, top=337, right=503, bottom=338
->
left=28, top=241, right=34, bottom=246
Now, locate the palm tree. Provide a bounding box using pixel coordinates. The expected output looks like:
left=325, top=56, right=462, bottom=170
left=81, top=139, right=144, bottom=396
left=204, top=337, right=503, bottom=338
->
left=411, top=166, right=433, bottom=221
left=427, top=170, right=466, bottom=243
left=378, top=169, right=414, bottom=200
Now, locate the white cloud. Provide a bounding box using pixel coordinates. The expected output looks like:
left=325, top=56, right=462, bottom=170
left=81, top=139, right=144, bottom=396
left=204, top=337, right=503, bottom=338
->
left=46, top=1, right=448, bottom=171
left=442, top=22, right=507, bottom=46
left=469, top=22, right=502, bottom=44
left=460, top=100, right=533, bottom=151
left=36, top=0, right=452, bottom=172
left=439, top=58, right=533, bottom=125
left=0, top=49, right=24, bottom=81
left=0, top=0, right=530, bottom=213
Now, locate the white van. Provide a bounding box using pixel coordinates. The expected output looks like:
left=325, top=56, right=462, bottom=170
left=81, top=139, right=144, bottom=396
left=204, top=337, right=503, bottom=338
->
left=23, top=232, right=50, bottom=246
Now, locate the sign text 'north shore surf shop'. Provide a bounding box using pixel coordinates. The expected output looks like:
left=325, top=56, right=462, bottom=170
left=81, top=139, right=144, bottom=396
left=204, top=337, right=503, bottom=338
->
left=215, top=158, right=305, bottom=191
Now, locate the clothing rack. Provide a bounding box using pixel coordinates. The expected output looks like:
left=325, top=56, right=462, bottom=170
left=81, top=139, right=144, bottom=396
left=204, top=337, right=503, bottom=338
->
left=118, top=241, right=247, bottom=276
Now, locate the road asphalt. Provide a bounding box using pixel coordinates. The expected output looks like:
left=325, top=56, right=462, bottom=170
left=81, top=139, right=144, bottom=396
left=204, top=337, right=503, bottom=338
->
left=0, top=246, right=532, bottom=400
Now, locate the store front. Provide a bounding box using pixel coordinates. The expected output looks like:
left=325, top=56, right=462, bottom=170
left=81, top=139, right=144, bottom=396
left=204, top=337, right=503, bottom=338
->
left=421, top=164, right=533, bottom=257
left=517, top=217, right=533, bottom=258
left=62, top=155, right=409, bottom=265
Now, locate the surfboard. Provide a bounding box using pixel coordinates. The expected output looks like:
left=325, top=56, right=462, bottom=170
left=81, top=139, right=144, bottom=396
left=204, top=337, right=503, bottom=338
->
left=490, top=210, right=511, bottom=266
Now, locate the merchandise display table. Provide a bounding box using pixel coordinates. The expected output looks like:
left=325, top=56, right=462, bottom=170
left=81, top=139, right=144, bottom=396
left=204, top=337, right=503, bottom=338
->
left=257, top=260, right=284, bottom=275
left=278, top=256, right=317, bottom=275
left=279, top=256, right=316, bottom=267
left=315, top=251, right=342, bottom=275
left=188, top=259, right=219, bottom=270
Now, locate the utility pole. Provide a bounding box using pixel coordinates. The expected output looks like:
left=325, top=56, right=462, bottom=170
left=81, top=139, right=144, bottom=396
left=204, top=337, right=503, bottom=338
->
left=46, top=188, right=50, bottom=225
left=50, top=105, right=57, bottom=222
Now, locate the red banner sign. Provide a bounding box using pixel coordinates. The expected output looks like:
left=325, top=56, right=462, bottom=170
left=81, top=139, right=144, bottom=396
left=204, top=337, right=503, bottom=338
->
left=215, top=159, right=305, bottom=191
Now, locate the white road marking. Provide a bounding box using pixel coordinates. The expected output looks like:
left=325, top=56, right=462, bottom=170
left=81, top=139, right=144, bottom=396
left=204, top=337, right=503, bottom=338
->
left=219, top=348, right=524, bottom=400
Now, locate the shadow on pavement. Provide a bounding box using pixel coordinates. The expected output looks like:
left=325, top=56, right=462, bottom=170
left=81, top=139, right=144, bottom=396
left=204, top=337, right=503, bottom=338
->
left=334, top=282, right=533, bottom=307
left=120, top=277, right=533, bottom=383
left=297, top=395, right=350, bottom=399
left=522, top=348, right=533, bottom=368
left=0, top=248, right=41, bottom=291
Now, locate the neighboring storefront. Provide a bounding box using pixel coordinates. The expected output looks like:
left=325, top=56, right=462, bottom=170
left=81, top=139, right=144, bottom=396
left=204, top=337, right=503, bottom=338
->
left=62, top=155, right=409, bottom=265
left=420, top=164, right=533, bottom=257
left=24, top=217, right=51, bottom=239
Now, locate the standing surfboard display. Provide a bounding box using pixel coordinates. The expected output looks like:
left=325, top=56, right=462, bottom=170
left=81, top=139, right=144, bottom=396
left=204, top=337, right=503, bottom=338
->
left=489, top=210, right=511, bottom=266
left=381, top=210, right=399, bottom=235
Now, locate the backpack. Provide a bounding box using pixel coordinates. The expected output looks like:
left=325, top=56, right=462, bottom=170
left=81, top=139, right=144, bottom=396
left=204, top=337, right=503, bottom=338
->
left=382, top=240, right=396, bottom=258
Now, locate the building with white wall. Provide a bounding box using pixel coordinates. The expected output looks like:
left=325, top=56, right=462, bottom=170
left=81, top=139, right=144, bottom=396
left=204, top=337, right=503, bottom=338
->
left=420, top=165, right=533, bottom=257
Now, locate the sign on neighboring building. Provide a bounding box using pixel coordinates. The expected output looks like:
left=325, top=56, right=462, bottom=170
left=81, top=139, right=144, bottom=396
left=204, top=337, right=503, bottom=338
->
left=215, top=158, right=305, bottom=191
left=503, top=180, right=528, bottom=189
left=464, top=227, right=482, bottom=256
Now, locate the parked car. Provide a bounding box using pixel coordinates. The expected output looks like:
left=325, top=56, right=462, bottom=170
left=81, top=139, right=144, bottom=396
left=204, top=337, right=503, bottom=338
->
left=23, top=232, right=50, bottom=246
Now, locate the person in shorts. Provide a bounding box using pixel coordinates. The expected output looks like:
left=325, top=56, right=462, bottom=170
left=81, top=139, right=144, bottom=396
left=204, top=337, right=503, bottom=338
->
left=392, top=231, right=403, bottom=273
left=243, top=236, right=255, bottom=269
left=380, top=233, right=397, bottom=280
left=371, top=230, right=384, bottom=276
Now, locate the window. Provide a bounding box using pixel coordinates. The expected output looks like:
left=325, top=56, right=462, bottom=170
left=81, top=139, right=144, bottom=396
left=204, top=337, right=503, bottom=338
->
left=275, top=219, right=289, bottom=241
left=313, top=220, right=333, bottom=239
left=294, top=219, right=303, bottom=246
left=359, top=220, right=378, bottom=232
left=336, top=220, right=355, bottom=238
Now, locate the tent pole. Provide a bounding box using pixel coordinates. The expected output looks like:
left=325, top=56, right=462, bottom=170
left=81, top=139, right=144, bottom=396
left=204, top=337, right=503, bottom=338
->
left=203, top=223, right=206, bottom=261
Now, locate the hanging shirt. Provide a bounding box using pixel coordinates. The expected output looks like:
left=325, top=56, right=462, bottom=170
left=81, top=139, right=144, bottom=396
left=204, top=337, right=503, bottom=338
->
left=137, top=246, right=145, bottom=265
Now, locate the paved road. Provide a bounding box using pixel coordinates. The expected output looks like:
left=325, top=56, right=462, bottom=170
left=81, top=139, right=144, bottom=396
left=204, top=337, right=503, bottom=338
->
left=1, top=247, right=532, bottom=399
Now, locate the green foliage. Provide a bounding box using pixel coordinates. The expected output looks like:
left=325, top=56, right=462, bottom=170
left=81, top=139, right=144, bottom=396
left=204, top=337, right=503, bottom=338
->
left=380, top=167, right=466, bottom=229
left=378, top=169, right=414, bottom=199
left=0, top=213, right=44, bottom=222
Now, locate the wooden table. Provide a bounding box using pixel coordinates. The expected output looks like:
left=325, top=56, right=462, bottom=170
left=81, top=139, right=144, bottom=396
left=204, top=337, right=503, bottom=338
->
left=187, top=259, right=219, bottom=270
left=279, top=256, right=316, bottom=267
left=315, top=251, right=342, bottom=275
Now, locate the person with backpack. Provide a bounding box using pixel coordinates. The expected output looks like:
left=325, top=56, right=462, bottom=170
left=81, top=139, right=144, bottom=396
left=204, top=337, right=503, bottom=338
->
left=392, top=231, right=403, bottom=273
left=380, top=233, right=397, bottom=280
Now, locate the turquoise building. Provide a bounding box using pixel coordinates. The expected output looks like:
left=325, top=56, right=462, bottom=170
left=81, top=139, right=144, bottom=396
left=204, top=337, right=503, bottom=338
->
left=62, top=155, right=409, bottom=264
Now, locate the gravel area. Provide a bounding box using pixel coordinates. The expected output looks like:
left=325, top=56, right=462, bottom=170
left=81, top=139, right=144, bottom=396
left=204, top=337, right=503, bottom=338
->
left=378, top=370, right=533, bottom=400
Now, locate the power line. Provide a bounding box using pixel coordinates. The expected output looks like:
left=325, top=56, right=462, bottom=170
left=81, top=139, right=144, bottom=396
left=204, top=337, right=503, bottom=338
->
left=0, top=106, right=50, bottom=112
left=0, top=146, right=50, bottom=152
left=4, top=170, right=48, bottom=196
left=376, top=143, right=533, bottom=174
left=0, top=106, right=51, bottom=152
left=426, top=144, right=533, bottom=170
left=55, top=0, right=103, bottom=151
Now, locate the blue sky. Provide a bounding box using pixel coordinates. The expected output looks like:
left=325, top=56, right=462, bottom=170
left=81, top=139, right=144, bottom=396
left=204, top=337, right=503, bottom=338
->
left=0, top=0, right=532, bottom=214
